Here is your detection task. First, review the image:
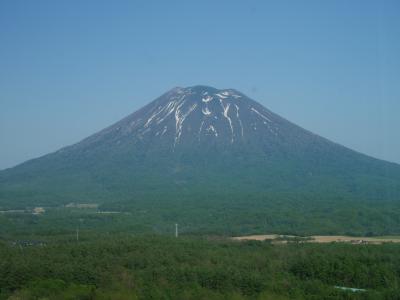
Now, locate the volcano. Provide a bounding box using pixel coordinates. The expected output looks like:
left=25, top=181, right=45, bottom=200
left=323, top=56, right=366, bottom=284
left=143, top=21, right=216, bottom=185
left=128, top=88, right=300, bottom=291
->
left=1, top=85, right=399, bottom=234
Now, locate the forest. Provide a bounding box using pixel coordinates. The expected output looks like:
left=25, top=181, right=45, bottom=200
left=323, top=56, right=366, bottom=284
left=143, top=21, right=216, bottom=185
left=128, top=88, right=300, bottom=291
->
left=1, top=233, right=400, bottom=300
left=1, top=196, right=400, bottom=299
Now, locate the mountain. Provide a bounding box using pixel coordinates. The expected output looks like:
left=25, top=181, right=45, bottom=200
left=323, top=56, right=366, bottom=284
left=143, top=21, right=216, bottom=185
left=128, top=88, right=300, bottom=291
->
left=1, top=85, right=400, bottom=235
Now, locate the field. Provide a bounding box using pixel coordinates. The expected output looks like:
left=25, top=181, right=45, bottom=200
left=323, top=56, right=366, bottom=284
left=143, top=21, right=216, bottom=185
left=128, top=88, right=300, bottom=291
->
left=232, top=234, right=400, bottom=244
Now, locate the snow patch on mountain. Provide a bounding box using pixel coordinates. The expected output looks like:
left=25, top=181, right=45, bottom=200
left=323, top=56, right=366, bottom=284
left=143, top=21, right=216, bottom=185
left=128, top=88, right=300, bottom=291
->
left=174, top=102, right=197, bottom=147
left=202, top=95, right=213, bottom=103
left=206, top=125, right=218, bottom=137
left=220, top=100, right=234, bottom=143
left=202, top=106, right=211, bottom=115
left=234, top=104, right=244, bottom=137
left=215, top=93, right=228, bottom=99
left=251, top=107, right=272, bottom=123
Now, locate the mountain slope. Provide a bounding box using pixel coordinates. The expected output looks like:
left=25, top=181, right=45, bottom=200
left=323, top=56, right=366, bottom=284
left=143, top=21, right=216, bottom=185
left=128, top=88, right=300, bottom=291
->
left=0, top=85, right=400, bottom=234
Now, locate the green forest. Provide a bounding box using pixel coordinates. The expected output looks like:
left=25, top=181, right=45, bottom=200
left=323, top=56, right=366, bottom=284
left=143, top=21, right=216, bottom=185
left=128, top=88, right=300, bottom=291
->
left=1, top=198, right=400, bottom=299
left=1, top=234, right=400, bottom=300
left=1, top=194, right=400, bottom=238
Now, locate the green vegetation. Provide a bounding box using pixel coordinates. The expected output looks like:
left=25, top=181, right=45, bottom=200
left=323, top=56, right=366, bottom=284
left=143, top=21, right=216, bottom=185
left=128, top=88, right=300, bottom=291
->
left=1, top=117, right=400, bottom=298
left=1, top=234, right=400, bottom=299
left=1, top=132, right=400, bottom=239
left=1, top=193, right=400, bottom=239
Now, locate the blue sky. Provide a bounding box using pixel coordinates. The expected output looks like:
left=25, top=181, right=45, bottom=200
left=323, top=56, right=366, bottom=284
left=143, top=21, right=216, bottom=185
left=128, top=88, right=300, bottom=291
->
left=1, top=0, right=399, bottom=169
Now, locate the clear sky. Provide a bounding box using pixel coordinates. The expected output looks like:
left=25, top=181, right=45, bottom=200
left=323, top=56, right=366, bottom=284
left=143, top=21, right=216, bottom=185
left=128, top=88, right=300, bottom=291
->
left=0, top=0, right=399, bottom=169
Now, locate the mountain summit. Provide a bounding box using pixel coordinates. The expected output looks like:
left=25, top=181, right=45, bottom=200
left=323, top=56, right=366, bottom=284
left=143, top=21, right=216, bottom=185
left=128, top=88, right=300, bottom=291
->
left=61, top=85, right=340, bottom=155
left=73, top=85, right=284, bottom=151
left=1, top=85, right=400, bottom=234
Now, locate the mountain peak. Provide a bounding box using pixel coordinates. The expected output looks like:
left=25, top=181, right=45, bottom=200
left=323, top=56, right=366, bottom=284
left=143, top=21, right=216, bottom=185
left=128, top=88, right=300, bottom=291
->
left=66, top=85, right=282, bottom=153
left=185, top=85, right=220, bottom=94
left=130, top=84, right=280, bottom=148
left=169, top=85, right=242, bottom=100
